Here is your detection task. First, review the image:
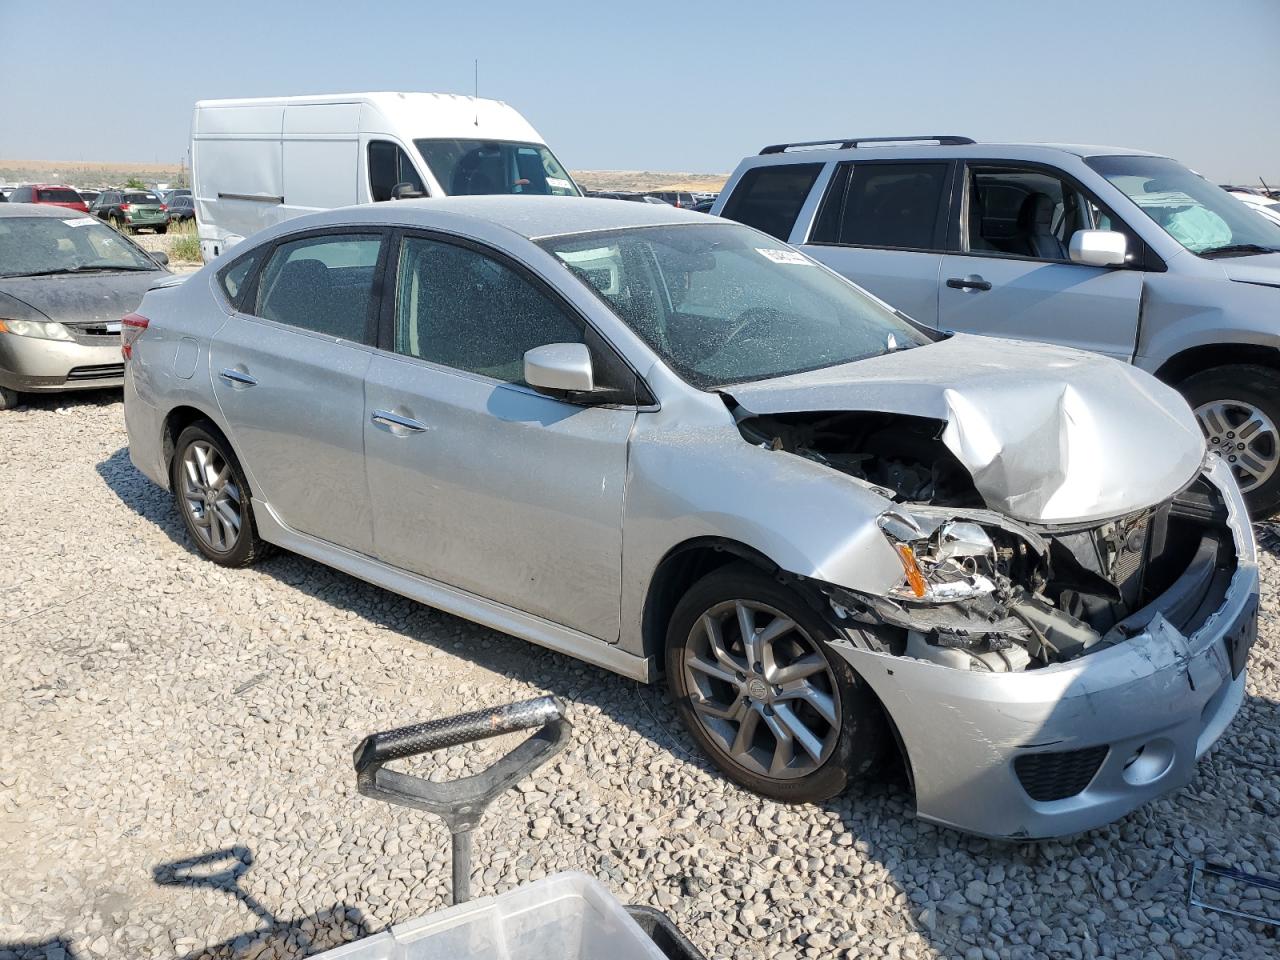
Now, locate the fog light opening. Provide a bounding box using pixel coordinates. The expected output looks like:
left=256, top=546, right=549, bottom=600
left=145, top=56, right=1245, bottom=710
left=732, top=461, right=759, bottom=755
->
left=1122, top=739, right=1175, bottom=786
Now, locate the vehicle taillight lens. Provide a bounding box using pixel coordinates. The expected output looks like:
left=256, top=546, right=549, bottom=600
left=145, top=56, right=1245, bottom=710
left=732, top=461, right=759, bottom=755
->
left=120, top=202, right=131, bottom=211
left=160, top=204, right=168, bottom=211
left=121, top=312, right=149, bottom=360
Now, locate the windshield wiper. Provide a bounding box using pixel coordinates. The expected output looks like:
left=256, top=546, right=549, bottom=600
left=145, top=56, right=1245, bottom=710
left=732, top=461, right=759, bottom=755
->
left=1198, top=243, right=1279, bottom=259
left=2, top=266, right=152, bottom=278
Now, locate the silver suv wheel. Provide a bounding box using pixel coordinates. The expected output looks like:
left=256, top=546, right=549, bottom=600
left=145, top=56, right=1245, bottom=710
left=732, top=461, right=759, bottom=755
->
left=1194, top=398, right=1279, bottom=494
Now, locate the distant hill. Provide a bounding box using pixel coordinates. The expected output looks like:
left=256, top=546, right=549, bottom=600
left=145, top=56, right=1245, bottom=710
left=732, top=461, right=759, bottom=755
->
left=0, top=158, right=725, bottom=194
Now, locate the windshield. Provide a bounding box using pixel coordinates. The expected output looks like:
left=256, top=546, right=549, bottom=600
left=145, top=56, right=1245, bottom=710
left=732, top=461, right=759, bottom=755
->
left=540, top=222, right=931, bottom=389
left=0, top=215, right=158, bottom=277
left=414, top=139, right=579, bottom=197
left=1088, top=156, right=1280, bottom=256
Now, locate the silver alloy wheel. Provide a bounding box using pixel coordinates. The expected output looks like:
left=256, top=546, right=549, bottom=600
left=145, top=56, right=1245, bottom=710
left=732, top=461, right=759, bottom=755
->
left=1194, top=398, right=1279, bottom=493
left=180, top=440, right=242, bottom=552
left=683, top=599, right=841, bottom=779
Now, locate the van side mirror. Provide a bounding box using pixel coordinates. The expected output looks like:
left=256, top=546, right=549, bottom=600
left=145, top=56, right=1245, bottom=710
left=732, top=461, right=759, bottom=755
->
left=391, top=182, right=425, bottom=200
left=1069, top=229, right=1127, bottom=267
left=523, top=343, right=595, bottom=395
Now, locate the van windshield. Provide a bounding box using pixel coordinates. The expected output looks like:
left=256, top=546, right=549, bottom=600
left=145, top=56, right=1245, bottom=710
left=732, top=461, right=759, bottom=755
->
left=414, top=139, right=579, bottom=197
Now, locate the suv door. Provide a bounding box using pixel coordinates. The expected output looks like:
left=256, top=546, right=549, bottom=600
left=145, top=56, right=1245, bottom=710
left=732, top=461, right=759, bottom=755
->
left=209, top=230, right=387, bottom=555
left=936, top=163, right=1143, bottom=361
left=800, top=160, right=955, bottom=325
left=363, top=232, right=635, bottom=641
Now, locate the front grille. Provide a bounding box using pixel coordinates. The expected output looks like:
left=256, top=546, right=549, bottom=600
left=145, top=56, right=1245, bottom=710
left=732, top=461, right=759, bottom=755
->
left=1014, top=746, right=1108, bottom=801
left=66, top=363, right=124, bottom=381
left=71, top=323, right=119, bottom=337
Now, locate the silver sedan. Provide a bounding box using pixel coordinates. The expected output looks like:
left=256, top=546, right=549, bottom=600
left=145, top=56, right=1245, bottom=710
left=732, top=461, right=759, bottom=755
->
left=122, top=197, right=1258, bottom=838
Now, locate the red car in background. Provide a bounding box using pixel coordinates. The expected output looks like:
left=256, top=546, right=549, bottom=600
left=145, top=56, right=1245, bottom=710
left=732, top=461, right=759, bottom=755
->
left=7, top=184, right=90, bottom=213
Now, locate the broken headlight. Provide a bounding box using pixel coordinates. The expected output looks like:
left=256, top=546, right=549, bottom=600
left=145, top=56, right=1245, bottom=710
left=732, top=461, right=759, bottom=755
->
left=878, top=511, right=999, bottom=603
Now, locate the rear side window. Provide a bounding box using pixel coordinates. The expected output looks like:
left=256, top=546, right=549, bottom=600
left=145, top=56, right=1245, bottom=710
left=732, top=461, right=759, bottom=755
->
left=254, top=234, right=383, bottom=342
left=219, top=250, right=262, bottom=309
left=719, top=164, right=822, bottom=241
left=38, top=188, right=82, bottom=203
left=368, top=140, right=427, bottom=202
left=813, top=162, right=951, bottom=250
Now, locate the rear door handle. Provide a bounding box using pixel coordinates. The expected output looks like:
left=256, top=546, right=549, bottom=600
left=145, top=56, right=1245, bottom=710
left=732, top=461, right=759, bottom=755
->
left=371, top=409, right=427, bottom=433
left=218, top=367, right=257, bottom=386
left=946, top=275, right=992, bottom=292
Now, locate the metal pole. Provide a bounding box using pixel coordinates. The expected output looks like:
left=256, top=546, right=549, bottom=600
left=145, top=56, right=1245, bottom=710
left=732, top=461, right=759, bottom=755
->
left=450, top=829, right=472, bottom=905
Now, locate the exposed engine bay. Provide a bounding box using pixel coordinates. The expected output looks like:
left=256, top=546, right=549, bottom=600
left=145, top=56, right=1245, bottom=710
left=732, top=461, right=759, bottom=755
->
left=736, top=409, right=1238, bottom=673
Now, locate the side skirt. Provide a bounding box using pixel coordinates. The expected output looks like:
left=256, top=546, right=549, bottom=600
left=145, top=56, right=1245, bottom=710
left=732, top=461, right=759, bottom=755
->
left=253, top=499, right=655, bottom=683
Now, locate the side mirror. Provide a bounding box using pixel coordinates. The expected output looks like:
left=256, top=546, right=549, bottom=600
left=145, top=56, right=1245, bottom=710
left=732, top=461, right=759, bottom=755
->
left=391, top=181, right=425, bottom=200
left=523, top=342, right=594, bottom=395
left=1069, top=229, right=1127, bottom=267
left=150, top=251, right=169, bottom=266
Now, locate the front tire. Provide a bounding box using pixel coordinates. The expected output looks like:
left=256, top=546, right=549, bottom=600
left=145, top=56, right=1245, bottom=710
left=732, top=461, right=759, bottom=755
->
left=665, top=563, right=887, bottom=803
left=1180, top=364, right=1280, bottom=518
left=171, top=422, right=268, bottom=567
left=0, top=386, right=19, bottom=410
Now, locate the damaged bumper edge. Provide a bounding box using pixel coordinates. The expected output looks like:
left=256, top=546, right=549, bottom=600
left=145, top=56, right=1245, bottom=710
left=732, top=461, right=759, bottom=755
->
left=829, top=457, right=1258, bottom=839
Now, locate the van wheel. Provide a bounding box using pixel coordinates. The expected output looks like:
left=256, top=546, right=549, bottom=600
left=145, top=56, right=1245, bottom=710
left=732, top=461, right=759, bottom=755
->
left=0, top=386, right=19, bottom=410
left=666, top=563, right=886, bottom=803
left=171, top=422, right=270, bottom=567
left=1181, top=364, right=1280, bottom=518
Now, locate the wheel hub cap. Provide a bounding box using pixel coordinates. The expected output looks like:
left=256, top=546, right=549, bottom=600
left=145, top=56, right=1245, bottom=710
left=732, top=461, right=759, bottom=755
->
left=180, top=440, right=243, bottom=552
left=1193, top=398, right=1279, bottom=494
left=683, top=599, right=841, bottom=780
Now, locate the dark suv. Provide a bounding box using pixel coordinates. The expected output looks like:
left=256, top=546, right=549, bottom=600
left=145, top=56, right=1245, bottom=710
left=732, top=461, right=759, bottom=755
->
left=90, top=190, right=168, bottom=234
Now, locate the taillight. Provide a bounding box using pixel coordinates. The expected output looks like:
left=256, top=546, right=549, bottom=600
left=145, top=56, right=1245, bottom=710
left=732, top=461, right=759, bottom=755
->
left=121, top=312, right=149, bottom=360
left=160, top=204, right=168, bottom=211
left=120, top=202, right=131, bottom=211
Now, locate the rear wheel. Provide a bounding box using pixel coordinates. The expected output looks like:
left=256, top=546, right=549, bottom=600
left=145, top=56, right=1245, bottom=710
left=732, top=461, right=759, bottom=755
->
left=0, top=386, right=19, bottom=410
left=1180, top=364, right=1280, bottom=517
left=154, top=224, right=167, bottom=235
left=666, top=563, right=887, bottom=803
left=171, top=422, right=269, bottom=567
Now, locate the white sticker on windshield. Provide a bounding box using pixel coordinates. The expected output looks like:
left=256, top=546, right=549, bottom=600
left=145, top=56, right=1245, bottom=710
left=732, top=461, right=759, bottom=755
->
left=546, top=177, right=573, bottom=190
left=63, top=217, right=97, bottom=228
left=756, top=247, right=811, bottom=265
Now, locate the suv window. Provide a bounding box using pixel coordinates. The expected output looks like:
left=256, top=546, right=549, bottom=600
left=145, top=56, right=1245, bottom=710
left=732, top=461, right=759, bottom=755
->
left=393, top=235, right=583, bottom=383
left=368, top=140, right=428, bottom=202
left=812, top=162, right=951, bottom=250
left=254, top=234, right=382, bottom=341
left=38, top=188, right=82, bottom=203
left=964, top=166, right=1089, bottom=260
left=720, top=164, right=822, bottom=241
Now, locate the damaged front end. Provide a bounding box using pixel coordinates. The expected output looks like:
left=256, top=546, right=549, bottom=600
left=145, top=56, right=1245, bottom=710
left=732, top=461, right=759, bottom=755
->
left=736, top=408, right=1240, bottom=674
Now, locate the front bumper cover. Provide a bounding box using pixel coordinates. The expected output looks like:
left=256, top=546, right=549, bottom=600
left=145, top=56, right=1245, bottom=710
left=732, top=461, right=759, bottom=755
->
left=831, top=456, right=1258, bottom=839
left=0, top=333, right=124, bottom=391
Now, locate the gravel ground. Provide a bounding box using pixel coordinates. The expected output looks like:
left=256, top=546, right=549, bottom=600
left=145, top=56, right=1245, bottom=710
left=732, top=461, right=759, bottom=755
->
left=1, top=394, right=1278, bottom=960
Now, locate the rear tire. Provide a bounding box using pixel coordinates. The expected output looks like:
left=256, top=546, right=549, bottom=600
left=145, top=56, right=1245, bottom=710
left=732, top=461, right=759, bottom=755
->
left=171, top=422, right=270, bottom=567
left=665, top=563, right=887, bottom=803
left=155, top=224, right=167, bottom=235
left=1180, top=364, right=1280, bottom=518
left=0, top=386, right=19, bottom=410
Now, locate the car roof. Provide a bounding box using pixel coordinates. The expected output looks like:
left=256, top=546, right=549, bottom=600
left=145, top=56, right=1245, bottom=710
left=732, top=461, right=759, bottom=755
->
left=298, top=195, right=707, bottom=241
left=741, top=140, right=1169, bottom=166
left=0, top=202, right=91, bottom=219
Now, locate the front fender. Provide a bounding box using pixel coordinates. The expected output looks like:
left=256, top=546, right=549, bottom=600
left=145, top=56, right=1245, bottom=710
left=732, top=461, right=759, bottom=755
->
left=1136, top=272, right=1280, bottom=373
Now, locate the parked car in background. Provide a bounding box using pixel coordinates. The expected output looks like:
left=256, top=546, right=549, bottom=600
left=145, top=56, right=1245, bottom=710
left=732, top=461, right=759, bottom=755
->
left=78, top=189, right=101, bottom=207
left=647, top=190, right=696, bottom=208
left=714, top=135, right=1280, bottom=515
left=0, top=203, right=169, bottom=409
left=191, top=91, right=580, bottom=260
left=7, top=184, right=90, bottom=213
left=167, top=194, right=196, bottom=223
left=123, top=196, right=1255, bottom=839
left=690, top=198, right=716, bottom=213
left=1228, top=189, right=1280, bottom=228
left=160, top=188, right=192, bottom=205
left=90, top=189, right=169, bottom=234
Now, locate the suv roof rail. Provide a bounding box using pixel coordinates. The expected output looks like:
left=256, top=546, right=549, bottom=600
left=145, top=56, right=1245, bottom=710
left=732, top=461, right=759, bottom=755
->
left=759, top=135, right=976, bottom=155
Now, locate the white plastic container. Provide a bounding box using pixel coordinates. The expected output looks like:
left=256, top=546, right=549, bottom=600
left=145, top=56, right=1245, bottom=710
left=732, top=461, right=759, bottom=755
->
left=313, top=872, right=669, bottom=960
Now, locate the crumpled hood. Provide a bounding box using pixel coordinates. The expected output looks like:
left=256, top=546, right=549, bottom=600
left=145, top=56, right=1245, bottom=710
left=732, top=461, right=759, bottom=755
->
left=0, top=270, right=162, bottom=324
left=1221, top=253, right=1280, bottom=288
left=724, top=334, right=1206, bottom=525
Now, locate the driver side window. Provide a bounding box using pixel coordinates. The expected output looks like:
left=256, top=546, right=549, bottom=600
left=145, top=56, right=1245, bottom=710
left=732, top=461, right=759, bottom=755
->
left=368, top=140, right=428, bottom=202
left=965, top=166, right=1089, bottom=261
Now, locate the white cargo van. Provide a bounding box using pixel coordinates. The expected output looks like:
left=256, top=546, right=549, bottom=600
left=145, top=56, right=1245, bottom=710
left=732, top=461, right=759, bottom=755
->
left=191, top=91, right=580, bottom=260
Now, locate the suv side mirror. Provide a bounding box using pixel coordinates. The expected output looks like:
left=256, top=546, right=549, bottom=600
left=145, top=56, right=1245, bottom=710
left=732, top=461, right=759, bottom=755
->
left=1069, top=229, right=1127, bottom=267
left=524, top=342, right=595, bottom=395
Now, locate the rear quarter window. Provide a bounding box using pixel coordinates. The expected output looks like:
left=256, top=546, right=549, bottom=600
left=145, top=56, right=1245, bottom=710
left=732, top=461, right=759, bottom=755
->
left=720, top=163, right=823, bottom=241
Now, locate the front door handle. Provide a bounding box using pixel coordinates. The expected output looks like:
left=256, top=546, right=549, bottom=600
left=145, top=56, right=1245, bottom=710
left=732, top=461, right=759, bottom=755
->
left=371, top=409, right=427, bottom=433
left=946, top=275, right=992, bottom=292
left=219, top=367, right=258, bottom=386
